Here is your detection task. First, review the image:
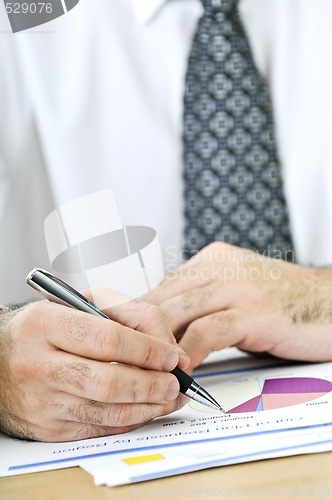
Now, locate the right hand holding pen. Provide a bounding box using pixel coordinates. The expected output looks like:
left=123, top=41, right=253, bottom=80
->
left=0, top=295, right=189, bottom=442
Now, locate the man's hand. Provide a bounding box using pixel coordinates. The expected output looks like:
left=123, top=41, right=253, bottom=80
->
left=0, top=295, right=189, bottom=442
left=146, top=242, right=332, bottom=371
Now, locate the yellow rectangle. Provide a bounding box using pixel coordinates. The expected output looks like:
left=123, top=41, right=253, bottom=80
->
left=122, top=454, right=165, bottom=466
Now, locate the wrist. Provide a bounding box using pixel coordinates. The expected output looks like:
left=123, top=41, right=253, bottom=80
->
left=0, top=303, right=28, bottom=326
left=0, top=305, right=10, bottom=321
left=0, top=305, right=11, bottom=335
left=0, top=302, right=32, bottom=312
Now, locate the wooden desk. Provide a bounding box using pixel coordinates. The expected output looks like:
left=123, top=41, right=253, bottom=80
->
left=1, top=452, right=332, bottom=500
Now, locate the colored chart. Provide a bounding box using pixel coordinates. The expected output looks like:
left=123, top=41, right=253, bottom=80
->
left=191, top=377, right=332, bottom=413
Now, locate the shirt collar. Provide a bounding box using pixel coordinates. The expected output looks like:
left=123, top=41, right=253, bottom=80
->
left=130, top=0, right=169, bottom=24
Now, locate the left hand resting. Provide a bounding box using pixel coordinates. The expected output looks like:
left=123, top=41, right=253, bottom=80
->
left=145, top=242, right=332, bottom=371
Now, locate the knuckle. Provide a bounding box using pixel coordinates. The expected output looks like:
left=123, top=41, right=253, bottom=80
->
left=206, top=241, right=223, bottom=252
left=186, top=319, right=206, bottom=343
left=212, top=309, right=232, bottom=328
left=182, top=288, right=207, bottom=312
left=94, top=320, right=125, bottom=361
left=13, top=301, right=43, bottom=339
left=92, top=368, right=119, bottom=402
left=22, top=391, right=44, bottom=415
left=107, top=404, right=132, bottom=427
left=139, top=302, right=176, bottom=344
left=159, top=301, right=179, bottom=333
left=49, top=361, right=90, bottom=391
left=215, top=312, right=233, bottom=336
left=160, top=269, right=177, bottom=286
left=108, top=322, right=124, bottom=352
left=146, top=377, right=160, bottom=401
left=81, top=424, right=112, bottom=440
left=9, top=356, right=33, bottom=382
left=209, top=311, right=240, bottom=347
left=93, top=326, right=116, bottom=359
left=142, top=403, right=162, bottom=423
left=10, top=353, right=47, bottom=384
left=127, top=378, right=139, bottom=403
left=68, top=401, right=103, bottom=426
left=160, top=300, right=172, bottom=318
left=40, top=425, right=68, bottom=442
left=202, top=241, right=224, bottom=260
left=6, top=302, right=53, bottom=383
left=144, top=303, right=167, bottom=325
left=137, top=341, right=154, bottom=367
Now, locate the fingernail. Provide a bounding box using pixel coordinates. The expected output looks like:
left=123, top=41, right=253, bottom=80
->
left=164, top=378, right=180, bottom=402
left=178, top=353, right=191, bottom=370
left=175, top=345, right=188, bottom=356
left=162, top=350, right=178, bottom=371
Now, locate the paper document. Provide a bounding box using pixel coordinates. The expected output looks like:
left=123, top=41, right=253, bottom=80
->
left=1, top=349, right=332, bottom=485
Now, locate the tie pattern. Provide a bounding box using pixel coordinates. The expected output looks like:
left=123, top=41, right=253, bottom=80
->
left=183, top=0, right=294, bottom=261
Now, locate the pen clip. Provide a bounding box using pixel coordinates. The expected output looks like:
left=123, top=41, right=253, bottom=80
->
left=26, top=267, right=105, bottom=316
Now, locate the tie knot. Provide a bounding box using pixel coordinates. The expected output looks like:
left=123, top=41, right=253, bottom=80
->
left=201, top=0, right=237, bottom=13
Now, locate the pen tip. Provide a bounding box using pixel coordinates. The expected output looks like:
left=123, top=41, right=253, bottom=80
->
left=215, top=403, right=224, bottom=412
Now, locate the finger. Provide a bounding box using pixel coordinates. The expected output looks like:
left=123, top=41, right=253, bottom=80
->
left=84, top=287, right=176, bottom=341
left=23, top=396, right=185, bottom=442
left=30, top=352, right=180, bottom=404
left=100, top=295, right=190, bottom=368
left=145, top=264, right=208, bottom=306
left=10, top=409, right=145, bottom=442
left=17, top=302, right=181, bottom=372
left=81, top=289, right=190, bottom=370
left=145, top=243, right=231, bottom=305
left=53, top=393, right=184, bottom=429
left=179, top=309, right=245, bottom=370
left=41, top=421, right=143, bottom=442
left=160, top=282, right=239, bottom=334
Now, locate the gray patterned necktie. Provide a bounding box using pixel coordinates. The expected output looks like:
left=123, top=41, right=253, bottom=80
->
left=183, top=0, right=294, bottom=261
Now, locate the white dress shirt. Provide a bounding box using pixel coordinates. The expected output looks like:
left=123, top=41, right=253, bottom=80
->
left=0, top=0, right=331, bottom=303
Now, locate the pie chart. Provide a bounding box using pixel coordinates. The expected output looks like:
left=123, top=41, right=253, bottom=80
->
left=190, top=377, right=332, bottom=413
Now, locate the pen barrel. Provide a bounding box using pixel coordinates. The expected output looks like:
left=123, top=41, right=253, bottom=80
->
left=170, top=366, right=192, bottom=394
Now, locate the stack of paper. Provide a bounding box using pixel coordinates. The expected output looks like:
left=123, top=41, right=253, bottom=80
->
left=1, top=349, right=332, bottom=486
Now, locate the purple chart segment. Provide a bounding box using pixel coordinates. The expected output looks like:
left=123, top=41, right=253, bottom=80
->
left=227, top=377, right=332, bottom=413
left=262, top=377, right=332, bottom=394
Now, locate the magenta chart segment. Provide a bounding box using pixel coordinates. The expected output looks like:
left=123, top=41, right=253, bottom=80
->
left=227, top=377, right=332, bottom=413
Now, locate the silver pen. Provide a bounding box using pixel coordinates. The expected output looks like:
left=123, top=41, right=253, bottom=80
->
left=26, top=267, right=224, bottom=412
